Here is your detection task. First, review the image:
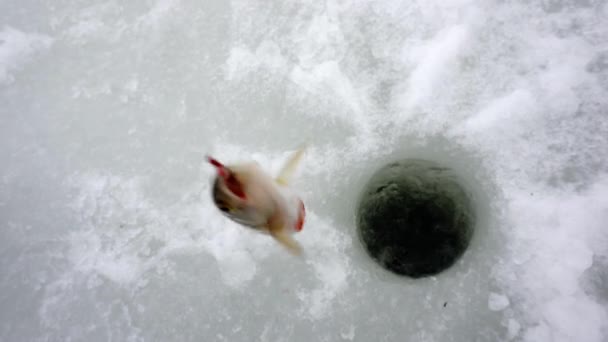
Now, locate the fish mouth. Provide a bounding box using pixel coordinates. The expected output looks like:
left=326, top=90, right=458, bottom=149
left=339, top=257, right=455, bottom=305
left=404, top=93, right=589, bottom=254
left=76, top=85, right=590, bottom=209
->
left=225, top=176, right=247, bottom=199
left=207, top=156, right=247, bottom=200
left=207, top=156, right=228, bottom=178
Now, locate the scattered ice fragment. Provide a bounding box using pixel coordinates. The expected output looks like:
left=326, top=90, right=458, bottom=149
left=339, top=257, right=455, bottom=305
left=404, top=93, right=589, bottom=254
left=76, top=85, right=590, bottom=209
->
left=340, top=325, right=355, bottom=341
left=488, top=292, right=510, bottom=311
left=507, top=319, right=521, bottom=340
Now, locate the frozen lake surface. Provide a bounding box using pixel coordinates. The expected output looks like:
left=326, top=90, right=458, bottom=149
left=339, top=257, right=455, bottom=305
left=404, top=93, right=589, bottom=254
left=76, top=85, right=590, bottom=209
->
left=1, top=0, right=607, bottom=341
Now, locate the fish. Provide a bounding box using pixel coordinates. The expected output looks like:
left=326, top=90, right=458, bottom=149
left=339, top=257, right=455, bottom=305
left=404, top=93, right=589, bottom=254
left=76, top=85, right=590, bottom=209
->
left=206, top=146, right=307, bottom=255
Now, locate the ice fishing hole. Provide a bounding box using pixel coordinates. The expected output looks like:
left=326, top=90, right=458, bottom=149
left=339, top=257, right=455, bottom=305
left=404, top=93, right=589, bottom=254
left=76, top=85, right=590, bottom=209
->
left=356, top=159, right=475, bottom=278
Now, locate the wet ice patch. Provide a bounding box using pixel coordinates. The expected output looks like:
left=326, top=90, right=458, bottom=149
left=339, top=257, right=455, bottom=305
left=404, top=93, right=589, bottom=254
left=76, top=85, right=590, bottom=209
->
left=0, top=26, right=53, bottom=85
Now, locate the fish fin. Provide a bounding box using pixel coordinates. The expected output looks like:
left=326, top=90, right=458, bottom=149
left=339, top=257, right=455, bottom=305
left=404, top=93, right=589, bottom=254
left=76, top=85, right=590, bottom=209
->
left=270, top=229, right=303, bottom=256
left=275, top=144, right=307, bottom=186
left=268, top=215, right=303, bottom=256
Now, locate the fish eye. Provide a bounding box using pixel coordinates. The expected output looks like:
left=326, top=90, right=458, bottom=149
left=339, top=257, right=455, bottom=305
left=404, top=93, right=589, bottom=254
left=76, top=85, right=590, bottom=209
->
left=215, top=200, right=230, bottom=212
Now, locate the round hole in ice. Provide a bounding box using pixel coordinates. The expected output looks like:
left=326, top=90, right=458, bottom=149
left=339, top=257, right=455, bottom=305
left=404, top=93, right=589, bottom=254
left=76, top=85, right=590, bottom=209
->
left=356, top=159, right=475, bottom=278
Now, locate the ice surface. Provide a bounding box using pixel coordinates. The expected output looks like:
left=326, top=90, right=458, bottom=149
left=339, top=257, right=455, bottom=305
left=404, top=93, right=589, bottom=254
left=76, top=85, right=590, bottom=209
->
left=1, top=0, right=607, bottom=341
left=0, top=27, right=53, bottom=85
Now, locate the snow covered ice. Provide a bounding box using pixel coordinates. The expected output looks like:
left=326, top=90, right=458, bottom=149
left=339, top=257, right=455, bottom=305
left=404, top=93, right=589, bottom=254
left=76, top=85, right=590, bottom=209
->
left=1, top=0, right=607, bottom=341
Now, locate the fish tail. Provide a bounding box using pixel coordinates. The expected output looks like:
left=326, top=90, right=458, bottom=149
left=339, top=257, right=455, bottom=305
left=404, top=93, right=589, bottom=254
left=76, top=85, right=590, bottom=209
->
left=271, top=230, right=303, bottom=256
left=276, top=144, right=307, bottom=186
